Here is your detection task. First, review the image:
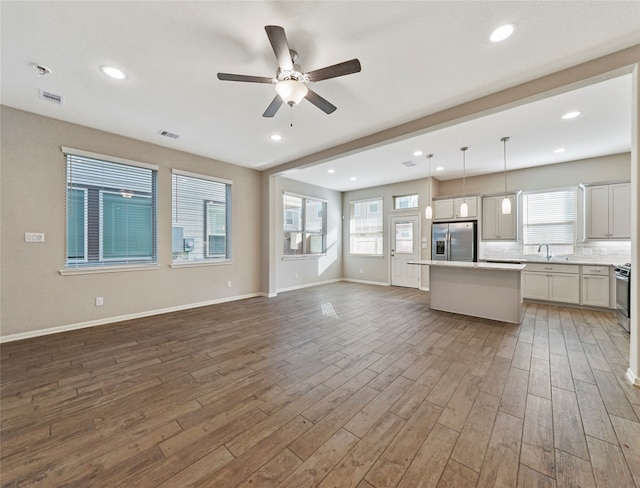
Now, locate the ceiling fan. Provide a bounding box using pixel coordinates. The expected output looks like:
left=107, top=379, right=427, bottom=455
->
left=217, top=25, right=361, bottom=117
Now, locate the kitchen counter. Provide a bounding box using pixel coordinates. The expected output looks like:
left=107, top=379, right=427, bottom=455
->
left=411, top=260, right=526, bottom=271
left=409, top=260, right=524, bottom=323
left=480, top=258, right=621, bottom=267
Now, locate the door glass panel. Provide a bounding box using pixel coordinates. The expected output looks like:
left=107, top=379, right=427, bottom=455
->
left=395, top=222, right=414, bottom=253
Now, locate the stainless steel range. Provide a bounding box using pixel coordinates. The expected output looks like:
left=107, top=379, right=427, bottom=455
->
left=614, top=263, right=631, bottom=332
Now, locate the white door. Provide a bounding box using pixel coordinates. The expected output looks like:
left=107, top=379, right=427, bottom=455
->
left=390, top=215, right=420, bottom=288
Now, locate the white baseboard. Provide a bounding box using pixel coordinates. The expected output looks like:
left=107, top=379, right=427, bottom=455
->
left=626, top=367, right=640, bottom=387
left=276, top=278, right=342, bottom=294
left=341, top=278, right=390, bottom=287
left=0, top=292, right=267, bottom=343
left=419, top=286, right=430, bottom=292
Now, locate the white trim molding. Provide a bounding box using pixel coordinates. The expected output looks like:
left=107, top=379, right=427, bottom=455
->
left=0, top=293, right=267, bottom=343
left=626, top=367, right=640, bottom=388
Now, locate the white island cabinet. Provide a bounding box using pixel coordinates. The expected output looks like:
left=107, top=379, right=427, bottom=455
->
left=409, top=260, right=526, bottom=324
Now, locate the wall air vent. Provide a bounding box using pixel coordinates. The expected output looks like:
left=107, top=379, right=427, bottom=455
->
left=39, top=89, right=63, bottom=105
left=159, top=130, right=180, bottom=139
left=401, top=161, right=416, bottom=167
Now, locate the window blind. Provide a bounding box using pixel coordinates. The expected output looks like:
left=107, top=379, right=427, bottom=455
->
left=172, top=170, right=231, bottom=263
left=523, top=189, right=577, bottom=245
left=350, top=198, right=383, bottom=255
left=65, top=152, right=157, bottom=268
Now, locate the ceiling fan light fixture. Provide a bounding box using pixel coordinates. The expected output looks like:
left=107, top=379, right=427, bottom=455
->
left=276, top=79, right=308, bottom=106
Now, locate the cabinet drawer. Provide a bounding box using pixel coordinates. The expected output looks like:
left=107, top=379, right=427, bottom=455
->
left=524, top=263, right=579, bottom=274
left=581, top=265, right=610, bottom=276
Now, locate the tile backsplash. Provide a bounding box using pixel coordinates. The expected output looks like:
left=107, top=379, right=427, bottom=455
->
left=480, top=240, right=631, bottom=264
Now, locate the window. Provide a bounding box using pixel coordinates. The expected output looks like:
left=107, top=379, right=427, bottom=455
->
left=350, top=198, right=383, bottom=255
left=172, top=170, right=232, bottom=263
left=64, top=148, right=157, bottom=268
left=523, top=188, right=577, bottom=254
left=394, top=194, right=418, bottom=210
left=283, top=193, right=327, bottom=256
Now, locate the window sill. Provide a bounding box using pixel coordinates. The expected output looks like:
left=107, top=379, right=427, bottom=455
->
left=170, top=260, right=232, bottom=268
left=59, top=264, right=160, bottom=276
left=282, top=254, right=326, bottom=261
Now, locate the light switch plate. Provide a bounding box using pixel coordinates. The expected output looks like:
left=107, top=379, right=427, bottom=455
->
left=25, top=232, right=45, bottom=243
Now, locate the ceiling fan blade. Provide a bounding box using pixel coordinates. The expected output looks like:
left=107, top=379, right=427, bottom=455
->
left=263, top=95, right=284, bottom=117
left=306, top=59, right=361, bottom=82
left=265, top=25, right=293, bottom=71
left=305, top=89, right=337, bottom=114
left=217, top=73, right=274, bottom=83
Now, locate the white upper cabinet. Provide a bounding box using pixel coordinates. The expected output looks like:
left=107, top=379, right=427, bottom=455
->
left=434, top=196, right=478, bottom=220
left=482, top=195, right=517, bottom=240
left=585, top=182, right=630, bottom=239
left=454, top=197, right=477, bottom=219
left=434, top=199, right=454, bottom=220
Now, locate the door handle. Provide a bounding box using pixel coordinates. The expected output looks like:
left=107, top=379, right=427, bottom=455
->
left=391, top=249, right=395, bottom=257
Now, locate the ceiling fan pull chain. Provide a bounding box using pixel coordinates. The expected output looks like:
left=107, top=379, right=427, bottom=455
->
left=290, top=105, right=293, bottom=127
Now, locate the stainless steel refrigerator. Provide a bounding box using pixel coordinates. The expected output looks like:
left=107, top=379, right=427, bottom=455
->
left=432, top=221, right=477, bottom=262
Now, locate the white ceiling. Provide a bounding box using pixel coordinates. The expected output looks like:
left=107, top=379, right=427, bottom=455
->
left=1, top=1, right=639, bottom=192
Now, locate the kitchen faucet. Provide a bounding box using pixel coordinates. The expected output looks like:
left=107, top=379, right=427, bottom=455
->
left=537, top=243, right=552, bottom=261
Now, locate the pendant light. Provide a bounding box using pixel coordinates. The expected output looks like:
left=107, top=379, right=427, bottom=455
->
left=501, top=136, right=512, bottom=214
left=459, top=147, right=469, bottom=218
left=425, top=154, right=433, bottom=220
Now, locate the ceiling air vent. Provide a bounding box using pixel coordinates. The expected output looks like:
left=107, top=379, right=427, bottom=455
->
left=401, top=161, right=416, bottom=167
left=159, top=130, right=180, bottom=139
left=39, top=89, right=63, bottom=105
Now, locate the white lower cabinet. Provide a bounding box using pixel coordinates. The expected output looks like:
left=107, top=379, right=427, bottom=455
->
left=580, top=265, right=610, bottom=308
left=522, top=272, right=549, bottom=301
left=549, top=274, right=580, bottom=304
left=522, top=264, right=580, bottom=304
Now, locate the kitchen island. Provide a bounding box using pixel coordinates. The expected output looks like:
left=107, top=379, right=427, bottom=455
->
left=409, top=260, right=527, bottom=324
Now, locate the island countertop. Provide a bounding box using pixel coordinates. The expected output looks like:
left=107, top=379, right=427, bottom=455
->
left=409, top=259, right=525, bottom=323
left=408, top=260, right=526, bottom=271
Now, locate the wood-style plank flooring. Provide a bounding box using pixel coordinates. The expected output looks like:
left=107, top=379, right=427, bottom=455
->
left=1, top=282, right=638, bottom=487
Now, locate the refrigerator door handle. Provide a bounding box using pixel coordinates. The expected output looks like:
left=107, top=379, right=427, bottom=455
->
left=446, top=232, right=450, bottom=261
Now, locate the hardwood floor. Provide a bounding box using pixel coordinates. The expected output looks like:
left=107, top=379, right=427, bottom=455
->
left=1, top=282, right=638, bottom=487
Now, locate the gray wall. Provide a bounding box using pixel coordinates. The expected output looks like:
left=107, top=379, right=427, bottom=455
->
left=437, top=153, right=631, bottom=196
left=275, top=177, right=343, bottom=291
left=1, top=107, right=262, bottom=339
left=342, top=177, right=434, bottom=287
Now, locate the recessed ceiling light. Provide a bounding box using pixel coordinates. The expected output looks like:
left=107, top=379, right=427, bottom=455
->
left=561, top=111, right=581, bottom=120
left=350, top=177, right=357, bottom=181
left=436, top=166, right=444, bottom=171
left=101, top=65, right=127, bottom=80
left=270, top=134, right=282, bottom=141
left=413, top=151, right=423, bottom=157
left=490, top=24, right=514, bottom=42
left=328, top=169, right=335, bottom=174
left=554, top=148, right=566, bottom=154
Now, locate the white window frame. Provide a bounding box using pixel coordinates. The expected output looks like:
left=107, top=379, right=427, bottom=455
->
left=394, top=194, right=419, bottom=210
left=61, top=147, right=159, bottom=275
left=350, top=197, right=384, bottom=256
left=522, top=187, right=577, bottom=255
left=282, top=192, right=328, bottom=258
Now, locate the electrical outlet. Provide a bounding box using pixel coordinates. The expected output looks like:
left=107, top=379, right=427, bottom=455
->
left=294, top=273, right=299, bottom=279
left=359, top=268, right=363, bottom=274
left=227, top=281, right=232, bottom=288
left=95, top=297, right=104, bottom=306
left=25, top=232, right=45, bottom=243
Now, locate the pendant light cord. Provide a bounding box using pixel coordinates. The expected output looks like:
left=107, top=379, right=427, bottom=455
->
left=461, top=147, right=468, bottom=198
left=502, top=136, right=509, bottom=196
